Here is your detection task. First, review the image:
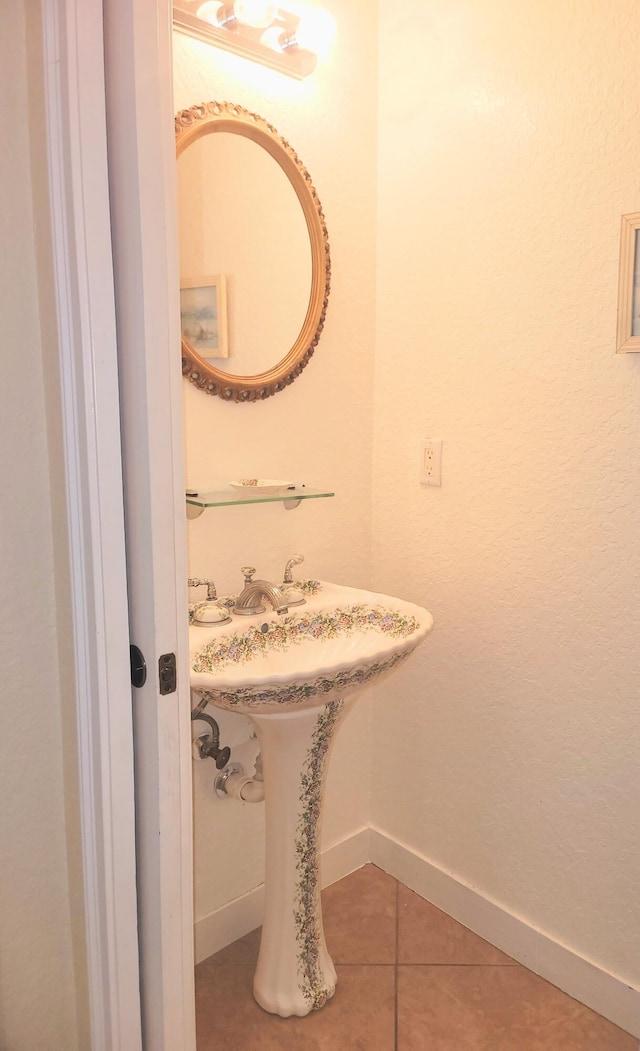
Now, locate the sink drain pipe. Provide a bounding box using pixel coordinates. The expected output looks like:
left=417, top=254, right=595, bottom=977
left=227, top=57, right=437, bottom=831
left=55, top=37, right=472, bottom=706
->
left=216, top=751, right=265, bottom=803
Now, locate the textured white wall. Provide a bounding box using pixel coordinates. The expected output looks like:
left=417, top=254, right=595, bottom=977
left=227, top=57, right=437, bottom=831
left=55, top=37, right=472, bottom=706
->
left=174, top=0, right=378, bottom=922
left=0, top=1, right=84, bottom=1046
left=373, top=0, right=640, bottom=988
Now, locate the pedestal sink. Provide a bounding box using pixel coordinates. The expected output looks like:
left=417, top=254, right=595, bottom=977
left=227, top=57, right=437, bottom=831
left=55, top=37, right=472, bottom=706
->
left=190, top=582, right=433, bottom=1017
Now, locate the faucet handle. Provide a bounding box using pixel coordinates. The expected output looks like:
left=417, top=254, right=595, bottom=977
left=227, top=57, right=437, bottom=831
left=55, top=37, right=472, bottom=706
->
left=241, top=566, right=256, bottom=585
left=282, top=553, right=304, bottom=584
left=188, top=577, right=218, bottom=601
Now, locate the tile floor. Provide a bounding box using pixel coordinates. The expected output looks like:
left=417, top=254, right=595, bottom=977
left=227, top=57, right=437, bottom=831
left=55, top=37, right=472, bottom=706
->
left=195, top=864, right=637, bottom=1050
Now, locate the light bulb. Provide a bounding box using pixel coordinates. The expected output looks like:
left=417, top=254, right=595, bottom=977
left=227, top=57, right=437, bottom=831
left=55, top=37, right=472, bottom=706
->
left=196, top=0, right=224, bottom=24
left=260, top=24, right=286, bottom=51
left=233, top=0, right=278, bottom=28
left=291, top=6, right=335, bottom=56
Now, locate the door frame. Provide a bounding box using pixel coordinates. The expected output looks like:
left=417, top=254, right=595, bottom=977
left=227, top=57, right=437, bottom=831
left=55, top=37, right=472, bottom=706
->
left=42, top=0, right=194, bottom=1046
left=41, top=0, right=142, bottom=1046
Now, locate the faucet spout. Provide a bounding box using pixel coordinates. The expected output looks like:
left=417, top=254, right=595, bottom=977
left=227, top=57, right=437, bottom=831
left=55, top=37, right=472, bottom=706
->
left=233, top=580, right=289, bottom=616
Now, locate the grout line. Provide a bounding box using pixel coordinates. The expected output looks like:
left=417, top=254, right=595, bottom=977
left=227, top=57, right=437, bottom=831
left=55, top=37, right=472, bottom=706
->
left=396, top=962, right=521, bottom=968
left=394, top=877, right=399, bottom=1051
left=332, top=961, right=519, bottom=968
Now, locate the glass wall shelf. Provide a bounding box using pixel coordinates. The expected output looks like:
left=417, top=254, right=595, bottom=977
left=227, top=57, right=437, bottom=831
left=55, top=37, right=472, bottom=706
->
left=186, top=486, right=334, bottom=515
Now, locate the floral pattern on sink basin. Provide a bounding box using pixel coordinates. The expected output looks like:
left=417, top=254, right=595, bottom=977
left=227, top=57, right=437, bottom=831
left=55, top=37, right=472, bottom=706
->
left=192, top=604, right=419, bottom=674
left=198, top=648, right=412, bottom=711
left=190, top=581, right=434, bottom=714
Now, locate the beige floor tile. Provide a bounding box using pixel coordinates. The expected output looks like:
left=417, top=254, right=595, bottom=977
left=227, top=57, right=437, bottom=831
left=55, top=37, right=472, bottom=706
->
left=322, top=863, right=397, bottom=964
left=196, top=869, right=638, bottom=1050
left=397, top=965, right=637, bottom=1051
left=196, top=931, right=395, bottom=1051
left=195, top=927, right=260, bottom=1018
left=398, top=885, right=515, bottom=965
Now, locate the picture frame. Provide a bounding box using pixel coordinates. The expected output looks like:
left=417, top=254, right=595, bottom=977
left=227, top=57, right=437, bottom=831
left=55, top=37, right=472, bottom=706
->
left=180, top=274, right=229, bottom=359
left=615, top=212, right=640, bottom=353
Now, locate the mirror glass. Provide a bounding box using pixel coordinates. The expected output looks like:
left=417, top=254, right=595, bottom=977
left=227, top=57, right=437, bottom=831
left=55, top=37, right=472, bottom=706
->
left=176, top=102, right=331, bottom=402
left=177, top=133, right=312, bottom=377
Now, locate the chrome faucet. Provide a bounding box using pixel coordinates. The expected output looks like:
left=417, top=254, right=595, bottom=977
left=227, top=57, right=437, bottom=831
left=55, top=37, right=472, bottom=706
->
left=282, top=553, right=304, bottom=584
left=187, top=577, right=218, bottom=600
left=281, top=553, right=306, bottom=606
left=233, top=566, right=289, bottom=616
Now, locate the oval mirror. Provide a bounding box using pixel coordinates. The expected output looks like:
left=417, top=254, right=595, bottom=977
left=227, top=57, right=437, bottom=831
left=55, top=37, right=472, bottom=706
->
left=175, top=102, right=331, bottom=402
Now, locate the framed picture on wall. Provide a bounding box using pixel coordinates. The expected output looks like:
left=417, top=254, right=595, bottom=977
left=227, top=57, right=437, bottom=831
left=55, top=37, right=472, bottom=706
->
left=616, top=213, right=640, bottom=353
left=180, top=274, right=229, bottom=359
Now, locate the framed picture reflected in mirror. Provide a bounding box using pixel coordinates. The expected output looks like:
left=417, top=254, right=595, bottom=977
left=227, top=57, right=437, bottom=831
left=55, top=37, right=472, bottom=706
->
left=180, top=274, right=229, bottom=359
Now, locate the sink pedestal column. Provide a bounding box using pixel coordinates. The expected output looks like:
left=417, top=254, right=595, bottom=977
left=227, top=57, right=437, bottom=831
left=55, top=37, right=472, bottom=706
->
left=249, top=698, right=347, bottom=1017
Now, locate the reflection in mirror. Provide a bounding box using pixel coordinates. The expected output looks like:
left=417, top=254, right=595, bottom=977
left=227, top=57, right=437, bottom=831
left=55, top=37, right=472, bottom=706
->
left=175, top=102, right=331, bottom=402
left=177, top=133, right=312, bottom=377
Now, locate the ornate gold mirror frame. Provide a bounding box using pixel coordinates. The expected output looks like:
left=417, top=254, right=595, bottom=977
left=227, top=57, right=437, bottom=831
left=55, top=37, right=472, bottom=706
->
left=175, top=101, right=331, bottom=402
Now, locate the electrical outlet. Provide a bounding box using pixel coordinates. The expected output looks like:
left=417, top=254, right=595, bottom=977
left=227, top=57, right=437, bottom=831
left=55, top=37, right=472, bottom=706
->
left=420, top=438, right=442, bottom=486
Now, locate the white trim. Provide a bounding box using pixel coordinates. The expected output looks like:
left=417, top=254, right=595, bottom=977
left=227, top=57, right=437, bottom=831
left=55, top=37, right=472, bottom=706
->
left=194, top=827, right=370, bottom=964
left=42, top=0, right=142, bottom=1047
left=195, top=886, right=265, bottom=965
left=320, top=827, right=371, bottom=888
left=369, top=827, right=640, bottom=1040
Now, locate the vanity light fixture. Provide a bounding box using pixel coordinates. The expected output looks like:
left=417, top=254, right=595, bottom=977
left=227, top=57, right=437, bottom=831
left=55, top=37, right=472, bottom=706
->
left=173, top=0, right=336, bottom=79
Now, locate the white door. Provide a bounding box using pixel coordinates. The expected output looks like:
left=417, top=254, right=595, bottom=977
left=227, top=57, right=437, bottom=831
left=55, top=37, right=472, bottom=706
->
left=102, top=1, right=196, bottom=1048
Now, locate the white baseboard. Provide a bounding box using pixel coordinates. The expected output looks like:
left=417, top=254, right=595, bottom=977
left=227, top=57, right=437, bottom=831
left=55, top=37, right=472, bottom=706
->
left=194, top=827, right=370, bottom=965
left=194, top=883, right=265, bottom=967
left=369, top=827, right=640, bottom=1040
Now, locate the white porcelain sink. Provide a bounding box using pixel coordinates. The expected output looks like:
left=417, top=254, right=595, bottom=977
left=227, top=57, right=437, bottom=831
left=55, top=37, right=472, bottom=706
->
left=190, top=581, right=434, bottom=713
left=190, top=581, right=433, bottom=1019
